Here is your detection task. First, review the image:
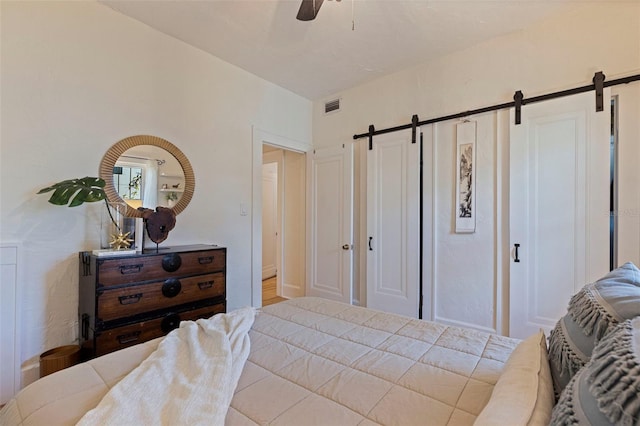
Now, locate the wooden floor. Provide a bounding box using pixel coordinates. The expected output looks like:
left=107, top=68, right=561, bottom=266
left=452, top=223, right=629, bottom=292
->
left=262, top=276, right=287, bottom=306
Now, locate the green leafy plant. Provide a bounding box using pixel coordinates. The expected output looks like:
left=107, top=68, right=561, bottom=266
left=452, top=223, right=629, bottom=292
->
left=165, top=191, right=178, bottom=202
left=37, top=177, right=119, bottom=231
left=38, top=177, right=106, bottom=206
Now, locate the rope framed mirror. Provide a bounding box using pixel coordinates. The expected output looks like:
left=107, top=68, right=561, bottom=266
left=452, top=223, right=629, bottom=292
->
left=99, top=135, right=195, bottom=218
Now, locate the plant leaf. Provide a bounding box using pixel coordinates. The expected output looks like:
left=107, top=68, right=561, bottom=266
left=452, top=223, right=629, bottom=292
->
left=37, top=177, right=107, bottom=207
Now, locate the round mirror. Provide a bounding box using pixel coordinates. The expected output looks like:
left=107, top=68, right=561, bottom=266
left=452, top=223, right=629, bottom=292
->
left=100, top=135, right=195, bottom=218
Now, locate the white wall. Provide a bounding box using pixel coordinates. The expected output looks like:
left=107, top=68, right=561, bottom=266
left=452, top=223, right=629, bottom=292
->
left=0, top=0, right=311, bottom=382
left=429, top=114, right=500, bottom=332
left=313, top=2, right=640, bottom=334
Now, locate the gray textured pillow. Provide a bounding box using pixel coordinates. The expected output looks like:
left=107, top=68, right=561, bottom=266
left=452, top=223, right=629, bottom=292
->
left=548, top=262, right=640, bottom=396
left=550, top=317, right=640, bottom=425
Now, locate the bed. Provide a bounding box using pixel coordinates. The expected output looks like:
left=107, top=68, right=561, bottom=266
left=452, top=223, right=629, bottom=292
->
left=5, top=267, right=640, bottom=426
left=0, top=296, right=556, bottom=425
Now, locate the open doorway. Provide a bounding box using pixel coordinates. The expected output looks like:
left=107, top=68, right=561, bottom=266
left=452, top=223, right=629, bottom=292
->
left=262, top=147, right=285, bottom=306
left=251, top=128, right=310, bottom=307
left=261, top=144, right=306, bottom=306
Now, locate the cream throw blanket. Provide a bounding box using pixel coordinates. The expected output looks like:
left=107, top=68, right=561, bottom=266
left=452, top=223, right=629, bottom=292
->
left=76, top=307, right=256, bottom=426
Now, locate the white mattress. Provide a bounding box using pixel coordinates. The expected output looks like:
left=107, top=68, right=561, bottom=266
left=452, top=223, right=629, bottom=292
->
left=227, top=297, right=519, bottom=425
left=0, top=297, right=520, bottom=426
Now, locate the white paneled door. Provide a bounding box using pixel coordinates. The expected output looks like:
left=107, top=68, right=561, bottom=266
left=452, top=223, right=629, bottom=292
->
left=509, top=90, right=611, bottom=338
left=367, top=129, right=420, bottom=317
left=307, top=144, right=354, bottom=303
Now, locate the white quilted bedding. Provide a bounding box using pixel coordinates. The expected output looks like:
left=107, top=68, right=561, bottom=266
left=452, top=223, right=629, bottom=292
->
left=226, top=297, right=520, bottom=426
left=0, top=297, right=520, bottom=426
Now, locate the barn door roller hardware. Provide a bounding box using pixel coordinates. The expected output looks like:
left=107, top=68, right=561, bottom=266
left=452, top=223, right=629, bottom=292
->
left=411, top=114, right=419, bottom=144
left=513, top=91, right=524, bottom=125
left=593, top=71, right=605, bottom=112
left=368, top=124, right=375, bottom=150
left=353, top=70, right=640, bottom=139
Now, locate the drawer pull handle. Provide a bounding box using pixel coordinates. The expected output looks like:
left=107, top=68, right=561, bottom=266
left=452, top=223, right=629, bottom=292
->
left=161, top=313, right=181, bottom=333
left=162, top=278, right=182, bottom=298
left=198, top=256, right=214, bottom=264
left=162, top=253, right=182, bottom=272
left=117, top=331, right=141, bottom=344
left=120, top=264, right=143, bottom=275
left=118, top=293, right=143, bottom=305
left=198, top=281, right=214, bottom=290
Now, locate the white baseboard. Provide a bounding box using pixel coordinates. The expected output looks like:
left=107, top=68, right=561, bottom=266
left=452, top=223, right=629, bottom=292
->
left=282, top=282, right=303, bottom=299
left=434, top=316, right=498, bottom=335
left=262, top=266, right=276, bottom=280
left=21, top=361, right=39, bottom=389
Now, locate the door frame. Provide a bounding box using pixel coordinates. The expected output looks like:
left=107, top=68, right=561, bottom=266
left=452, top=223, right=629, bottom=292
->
left=252, top=127, right=310, bottom=307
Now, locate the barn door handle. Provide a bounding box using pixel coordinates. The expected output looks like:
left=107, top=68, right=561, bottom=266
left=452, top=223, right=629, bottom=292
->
left=368, top=237, right=373, bottom=251
left=514, top=244, right=521, bottom=263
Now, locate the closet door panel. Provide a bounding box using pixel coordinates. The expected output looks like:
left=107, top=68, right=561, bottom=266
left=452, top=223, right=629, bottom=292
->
left=509, top=90, right=610, bottom=338
left=367, top=129, right=419, bottom=317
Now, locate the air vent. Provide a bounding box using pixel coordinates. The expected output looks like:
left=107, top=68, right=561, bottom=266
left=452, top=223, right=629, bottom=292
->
left=324, top=98, right=341, bottom=114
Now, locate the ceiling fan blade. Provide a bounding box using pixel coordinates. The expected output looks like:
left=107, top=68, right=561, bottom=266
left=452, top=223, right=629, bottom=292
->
left=296, top=0, right=324, bottom=21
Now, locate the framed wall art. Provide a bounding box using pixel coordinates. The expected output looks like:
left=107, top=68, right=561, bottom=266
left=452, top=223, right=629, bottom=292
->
left=455, top=120, right=476, bottom=233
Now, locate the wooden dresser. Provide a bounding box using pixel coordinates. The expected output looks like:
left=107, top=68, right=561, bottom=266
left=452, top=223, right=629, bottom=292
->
left=79, top=244, right=226, bottom=357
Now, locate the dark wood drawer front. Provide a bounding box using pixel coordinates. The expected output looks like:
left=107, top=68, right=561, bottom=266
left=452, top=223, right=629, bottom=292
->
left=94, top=303, right=225, bottom=356
left=97, top=272, right=226, bottom=322
left=98, top=250, right=226, bottom=287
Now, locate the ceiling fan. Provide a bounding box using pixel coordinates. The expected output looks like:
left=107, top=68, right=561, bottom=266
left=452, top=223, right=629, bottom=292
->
left=296, top=0, right=326, bottom=21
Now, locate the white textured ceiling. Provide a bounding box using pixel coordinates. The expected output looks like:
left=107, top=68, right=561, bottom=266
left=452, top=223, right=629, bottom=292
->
left=101, top=0, right=579, bottom=101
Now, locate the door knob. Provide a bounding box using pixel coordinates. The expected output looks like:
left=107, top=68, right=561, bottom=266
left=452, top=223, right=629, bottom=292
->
left=342, top=244, right=351, bottom=250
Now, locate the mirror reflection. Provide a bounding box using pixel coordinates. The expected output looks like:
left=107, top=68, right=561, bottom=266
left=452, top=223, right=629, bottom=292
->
left=113, top=145, right=185, bottom=210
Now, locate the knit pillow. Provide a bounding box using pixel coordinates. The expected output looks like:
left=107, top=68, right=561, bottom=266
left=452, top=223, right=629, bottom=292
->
left=547, top=262, right=640, bottom=396
left=550, top=317, right=640, bottom=425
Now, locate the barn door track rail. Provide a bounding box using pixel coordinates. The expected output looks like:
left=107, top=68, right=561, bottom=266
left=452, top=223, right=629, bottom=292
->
left=354, top=71, right=640, bottom=148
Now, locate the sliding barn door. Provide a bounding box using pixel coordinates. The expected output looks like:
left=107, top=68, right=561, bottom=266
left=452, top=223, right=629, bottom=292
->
left=307, top=144, right=354, bottom=303
left=367, top=129, right=420, bottom=317
left=509, top=90, right=611, bottom=338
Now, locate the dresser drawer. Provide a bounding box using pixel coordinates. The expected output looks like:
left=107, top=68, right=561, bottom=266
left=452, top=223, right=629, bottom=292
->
left=97, top=249, right=225, bottom=287
left=97, top=272, right=226, bottom=322
left=94, top=303, right=225, bottom=356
